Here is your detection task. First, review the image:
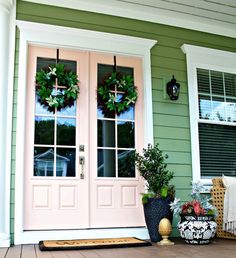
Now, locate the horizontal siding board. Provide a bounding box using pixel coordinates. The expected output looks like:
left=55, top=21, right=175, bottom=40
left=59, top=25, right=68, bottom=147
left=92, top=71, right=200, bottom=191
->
left=168, top=164, right=192, bottom=177
left=157, top=138, right=191, bottom=152
left=14, top=65, right=19, bottom=77
left=11, top=160, right=16, bottom=174
left=151, top=55, right=186, bottom=71
left=153, top=113, right=190, bottom=128
left=10, top=189, right=15, bottom=204
left=154, top=126, right=190, bottom=140
left=13, top=91, right=18, bottom=104
left=153, top=102, right=189, bottom=116
left=12, top=104, right=17, bottom=118
left=174, top=189, right=192, bottom=201
left=10, top=175, right=15, bottom=189
left=171, top=177, right=192, bottom=189
left=152, top=45, right=186, bottom=60
left=10, top=203, right=14, bottom=218
left=165, top=151, right=191, bottom=164
left=11, top=133, right=16, bottom=146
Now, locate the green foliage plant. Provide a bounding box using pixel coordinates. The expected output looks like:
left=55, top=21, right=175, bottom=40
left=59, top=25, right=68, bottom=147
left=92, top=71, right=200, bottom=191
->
left=135, top=144, right=175, bottom=203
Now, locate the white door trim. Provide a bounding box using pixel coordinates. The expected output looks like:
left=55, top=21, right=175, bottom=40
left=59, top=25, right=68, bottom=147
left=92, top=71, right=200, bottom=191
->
left=14, top=20, right=156, bottom=244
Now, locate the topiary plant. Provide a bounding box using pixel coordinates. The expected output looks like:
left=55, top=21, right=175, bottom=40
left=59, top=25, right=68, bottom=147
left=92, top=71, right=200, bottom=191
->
left=135, top=143, right=175, bottom=203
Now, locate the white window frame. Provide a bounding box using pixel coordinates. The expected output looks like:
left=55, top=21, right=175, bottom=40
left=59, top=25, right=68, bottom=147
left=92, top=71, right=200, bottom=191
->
left=15, top=20, right=156, bottom=244
left=182, top=44, right=236, bottom=185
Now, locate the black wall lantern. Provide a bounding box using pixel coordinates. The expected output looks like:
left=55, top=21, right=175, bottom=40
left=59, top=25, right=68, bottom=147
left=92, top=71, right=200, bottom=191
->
left=166, top=75, right=180, bottom=100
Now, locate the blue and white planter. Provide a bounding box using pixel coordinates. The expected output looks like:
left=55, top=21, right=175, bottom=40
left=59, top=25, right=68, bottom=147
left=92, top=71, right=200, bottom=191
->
left=177, top=215, right=217, bottom=245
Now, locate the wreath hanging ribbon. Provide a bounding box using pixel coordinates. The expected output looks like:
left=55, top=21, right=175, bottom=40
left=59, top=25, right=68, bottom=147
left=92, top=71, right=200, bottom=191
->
left=35, top=63, right=79, bottom=113
left=97, top=72, right=138, bottom=116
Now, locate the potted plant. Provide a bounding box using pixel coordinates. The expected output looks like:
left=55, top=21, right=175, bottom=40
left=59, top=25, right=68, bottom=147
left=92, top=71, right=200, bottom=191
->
left=135, top=143, right=175, bottom=242
left=170, top=182, right=218, bottom=244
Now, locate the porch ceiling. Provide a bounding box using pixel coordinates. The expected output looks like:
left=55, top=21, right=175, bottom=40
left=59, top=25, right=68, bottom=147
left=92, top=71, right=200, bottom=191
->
left=23, top=0, right=236, bottom=38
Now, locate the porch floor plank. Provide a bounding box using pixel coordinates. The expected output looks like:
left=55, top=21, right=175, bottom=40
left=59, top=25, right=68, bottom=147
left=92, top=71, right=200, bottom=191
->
left=59, top=250, right=96, bottom=258
left=35, top=245, right=53, bottom=258
left=5, top=245, right=22, bottom=258
left=1, top=238, right=236, bottom=258
left=0, top=247, right=8, bottom=258
left=22, top=245, right=36, bottom=258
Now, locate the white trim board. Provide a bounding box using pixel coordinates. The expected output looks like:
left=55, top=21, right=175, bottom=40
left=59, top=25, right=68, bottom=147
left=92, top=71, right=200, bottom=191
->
left=14, top=20, right=156, bottom=244
left=182, top=44, right=236, bottom=185
left=0, top=0, right=16, bottom=248
left=23, top=0, right=236, bottom=39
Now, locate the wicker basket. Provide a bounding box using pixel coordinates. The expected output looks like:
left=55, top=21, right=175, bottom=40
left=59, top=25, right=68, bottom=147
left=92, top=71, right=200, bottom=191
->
left=211, top=178, right=236, bottom=239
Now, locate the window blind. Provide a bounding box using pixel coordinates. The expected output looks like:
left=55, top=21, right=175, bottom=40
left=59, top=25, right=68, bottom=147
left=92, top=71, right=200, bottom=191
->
left=197, top=68, right=236, bottom=178
left=199, top=123, right=236, bottom=177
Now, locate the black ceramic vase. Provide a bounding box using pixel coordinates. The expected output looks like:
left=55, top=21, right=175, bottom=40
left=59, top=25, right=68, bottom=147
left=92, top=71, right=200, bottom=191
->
left=143, top=196, right=173, bottom=242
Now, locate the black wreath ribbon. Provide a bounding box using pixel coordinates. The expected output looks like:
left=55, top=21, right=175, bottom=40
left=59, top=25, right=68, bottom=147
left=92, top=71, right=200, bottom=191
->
left=97, top=72, right=138, bottom=116
left=35, top=63, right=79, bottom=113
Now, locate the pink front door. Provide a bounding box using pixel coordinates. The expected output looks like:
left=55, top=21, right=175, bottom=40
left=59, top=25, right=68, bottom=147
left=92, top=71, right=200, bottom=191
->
left=89, top=53, right=146, bottom=227
left=24, top=46, right=145, bottom=230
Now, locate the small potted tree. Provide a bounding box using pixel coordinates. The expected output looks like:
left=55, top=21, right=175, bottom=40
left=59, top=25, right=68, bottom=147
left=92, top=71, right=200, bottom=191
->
left=135, top=143, right=175, bottom=242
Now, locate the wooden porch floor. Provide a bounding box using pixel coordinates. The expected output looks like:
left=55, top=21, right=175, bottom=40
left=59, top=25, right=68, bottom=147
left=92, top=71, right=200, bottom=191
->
left=1, top=238, right=236, bottom=258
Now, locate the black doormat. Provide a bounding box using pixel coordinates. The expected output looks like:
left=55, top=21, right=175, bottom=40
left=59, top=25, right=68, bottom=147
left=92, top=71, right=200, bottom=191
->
left=39, top=237, right=152, bottom=251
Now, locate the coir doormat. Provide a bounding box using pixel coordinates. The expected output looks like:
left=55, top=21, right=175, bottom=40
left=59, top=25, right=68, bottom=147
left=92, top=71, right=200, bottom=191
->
left=39, top=237, right=152, bottom=251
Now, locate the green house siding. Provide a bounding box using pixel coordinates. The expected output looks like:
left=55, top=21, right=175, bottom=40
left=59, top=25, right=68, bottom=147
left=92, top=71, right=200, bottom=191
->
left=11, top=0, right=236, bottom=242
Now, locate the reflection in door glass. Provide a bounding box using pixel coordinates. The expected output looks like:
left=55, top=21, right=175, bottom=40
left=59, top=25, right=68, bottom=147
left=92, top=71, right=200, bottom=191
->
left=57, top=104, right=76, bottom=116
left=56, top=148, right=76, bottom=177
left=97, top=120, right=115, bottom=147
left=34, top=116, right=54, bottom=145
left=117, top=121, right=135, bottom=148
left=34, top=147, right=54, bottom=176
left=97, top=149, right=115, bottom=177
left=57, top=118, right=76, bottom=146
left=118, top=150, right=135, bottom=177
left=35, top=94, right=51, bottom=115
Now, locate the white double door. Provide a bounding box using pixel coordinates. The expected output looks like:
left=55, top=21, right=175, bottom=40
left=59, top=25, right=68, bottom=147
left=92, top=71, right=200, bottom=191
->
left=24, top=46, right=145, bottom=230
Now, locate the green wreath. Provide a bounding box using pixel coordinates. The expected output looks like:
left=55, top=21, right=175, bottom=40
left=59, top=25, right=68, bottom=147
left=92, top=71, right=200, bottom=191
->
left=97, top=72, right=138, bottom=116
left=35, top=63, right=79, bottom=113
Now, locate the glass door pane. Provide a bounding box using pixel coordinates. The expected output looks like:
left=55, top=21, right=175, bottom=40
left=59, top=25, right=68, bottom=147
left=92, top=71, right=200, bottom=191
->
left=34, top=57, right=77, bottom=177
left=97, top=64, right=135, bottom=178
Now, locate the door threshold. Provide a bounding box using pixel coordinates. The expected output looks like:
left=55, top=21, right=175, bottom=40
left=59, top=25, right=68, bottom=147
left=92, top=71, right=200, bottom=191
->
left=15, top=227, right=149, bottom=245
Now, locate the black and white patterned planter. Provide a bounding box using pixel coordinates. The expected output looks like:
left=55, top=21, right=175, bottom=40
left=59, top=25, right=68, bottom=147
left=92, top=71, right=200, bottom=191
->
left=177, top=215, right=217, bottom=244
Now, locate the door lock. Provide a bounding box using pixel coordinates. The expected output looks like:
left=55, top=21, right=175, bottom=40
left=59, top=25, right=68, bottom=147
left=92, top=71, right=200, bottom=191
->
left=79, top=145, right=85, bottom=152
left=79, top=156, right=85, bottom=179
left=79, top=156, right=85, bottom=165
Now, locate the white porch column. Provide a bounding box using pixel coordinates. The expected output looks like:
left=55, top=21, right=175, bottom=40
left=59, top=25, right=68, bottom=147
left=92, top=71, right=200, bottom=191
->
left=0, top=0, right=14, bottom=247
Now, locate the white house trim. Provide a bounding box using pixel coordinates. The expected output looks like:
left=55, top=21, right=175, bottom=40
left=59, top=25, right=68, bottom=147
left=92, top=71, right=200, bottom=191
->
left=23, top=0, right=236, bottom=39
left=14, top=20, right=156, bottom=244
left=182, top=44, right=236, bottom=185
left=0, top=0, right=15, bottom=248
